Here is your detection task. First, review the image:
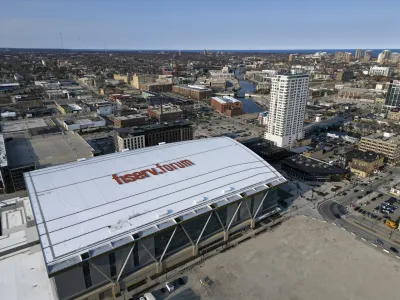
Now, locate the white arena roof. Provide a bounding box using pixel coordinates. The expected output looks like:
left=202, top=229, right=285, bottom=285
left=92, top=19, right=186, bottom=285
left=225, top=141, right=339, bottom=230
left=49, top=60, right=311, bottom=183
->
left=24, top=137, right=286, bottom=275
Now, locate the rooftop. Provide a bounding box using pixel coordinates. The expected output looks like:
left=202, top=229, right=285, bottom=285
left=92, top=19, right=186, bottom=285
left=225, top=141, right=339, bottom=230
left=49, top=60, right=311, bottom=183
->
left=212, top=96, right=240, bottom=104
left=282, top=155, right=347, bottom=174
left=5, top=131, right=94, bottom=168
left=348, top=150, right=381, bottom=162
left=115, top=114, right=148, bottom=121
left=24, top=137, right=286, bottom=275
left=1, top=118, right=48, bottom=133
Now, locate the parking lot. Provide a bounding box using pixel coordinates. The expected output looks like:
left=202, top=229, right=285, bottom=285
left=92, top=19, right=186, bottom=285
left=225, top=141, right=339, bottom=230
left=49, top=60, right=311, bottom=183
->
left=193, top=112, right=264, bottom=141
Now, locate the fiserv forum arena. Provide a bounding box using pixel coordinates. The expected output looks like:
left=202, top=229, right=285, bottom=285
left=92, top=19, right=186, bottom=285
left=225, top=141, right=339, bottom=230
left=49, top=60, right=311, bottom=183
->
left=25, top=137, right=287, bottom=300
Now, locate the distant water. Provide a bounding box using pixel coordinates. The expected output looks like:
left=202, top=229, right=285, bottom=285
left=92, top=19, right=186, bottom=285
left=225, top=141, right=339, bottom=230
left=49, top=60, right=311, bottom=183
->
left=3, top=48, right=399, bottom=57
left=233, top=69, right=264, bottom=113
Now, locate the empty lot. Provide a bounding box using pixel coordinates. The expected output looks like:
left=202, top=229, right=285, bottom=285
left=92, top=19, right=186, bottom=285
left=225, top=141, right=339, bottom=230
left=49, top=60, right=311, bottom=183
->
left=154, top=216, right=400, bottom=300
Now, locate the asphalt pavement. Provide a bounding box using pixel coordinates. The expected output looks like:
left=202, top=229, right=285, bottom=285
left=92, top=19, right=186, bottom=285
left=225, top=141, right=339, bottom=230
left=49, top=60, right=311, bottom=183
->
left=317, top=175, right=400, bottom=257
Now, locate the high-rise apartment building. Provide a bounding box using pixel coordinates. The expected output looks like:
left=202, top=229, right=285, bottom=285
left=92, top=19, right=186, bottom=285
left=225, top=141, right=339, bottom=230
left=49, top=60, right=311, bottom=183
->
left=345, top=52, right=352, bottom=63
left=364, top=50, right=372, bottom=62
left=355, top=49, right=362, bottom=59
left=382, top=49, right=392, bottom=60
left=377, top=53, right=385, bottom=64
left=264, top=73, right=309, bottom=148
left=288, top=54, right=293, bottom=62
left=385, top=80, right=400, bottom=107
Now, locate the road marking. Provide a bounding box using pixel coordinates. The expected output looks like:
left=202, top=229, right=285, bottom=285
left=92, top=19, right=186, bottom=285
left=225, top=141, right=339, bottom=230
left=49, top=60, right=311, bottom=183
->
left=361, top=238, right=367, bottom=241
left=372, top=243, right=377, bottom=247
left=383, top=249, right=390, bottom=254
left=351, top=232, right=356, bottom=235
left=322, top=220, right=326, bottom=223
left=311, top=217, right=316, bottom=220
left=341, top=228, right=346, bottom=231
left=332, top=223, right=337, bottom=226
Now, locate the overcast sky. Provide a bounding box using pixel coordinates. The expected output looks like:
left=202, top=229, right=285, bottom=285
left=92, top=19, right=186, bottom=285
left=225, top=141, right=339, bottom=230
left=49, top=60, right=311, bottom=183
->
left=1, top=0, right=399, bottom=50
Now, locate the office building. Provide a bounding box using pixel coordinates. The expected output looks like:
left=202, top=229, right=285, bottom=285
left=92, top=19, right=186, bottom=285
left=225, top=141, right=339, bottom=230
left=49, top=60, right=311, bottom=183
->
left=113, top=114, right=149, bottom=128
left=264, top=74, right=309, bottom=148
left=355, top=49, right=362, bottom=59
left=369, top=66, right=393, bottom=77
left=24, top=137, right=286, bottom=300
left=345, top=52, right=352, bottom=63
left=114, top=120, right=193, bottom=152
left=131, top=73, right=157, bottom=89
left=210, top=96, right=242, bottom=117
left=171, top=85, right=213, bottom=101
left=358, top=132, right=400, bottom=165
left=385, top=80, right=400, bottom=107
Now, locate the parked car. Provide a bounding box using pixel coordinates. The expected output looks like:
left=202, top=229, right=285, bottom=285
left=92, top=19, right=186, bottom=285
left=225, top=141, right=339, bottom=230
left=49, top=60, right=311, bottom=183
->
left=390, top=247, right=399, bottom=253
left=376, top=239, right=384, bottom=246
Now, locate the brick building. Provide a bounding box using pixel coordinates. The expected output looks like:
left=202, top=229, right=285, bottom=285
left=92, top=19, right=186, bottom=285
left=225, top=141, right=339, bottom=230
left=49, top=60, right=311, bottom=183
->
left=211, top=96, right=242, bottom=117
left=172, top=85, right=213, bottom=101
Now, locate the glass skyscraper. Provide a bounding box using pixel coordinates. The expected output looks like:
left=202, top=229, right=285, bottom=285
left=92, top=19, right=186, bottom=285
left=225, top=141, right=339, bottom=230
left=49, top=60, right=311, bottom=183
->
left=385, top=80, right=400, bottom=107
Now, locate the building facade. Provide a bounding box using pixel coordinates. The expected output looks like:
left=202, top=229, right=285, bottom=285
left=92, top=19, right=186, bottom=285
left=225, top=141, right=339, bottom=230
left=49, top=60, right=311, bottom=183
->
left=114, top=129, right=146, bottom=152
left=131, top=74, right=157, bottom=89
left=264, top=74, right=309, bottom=148
left=171, top=85, right=213, bottom=101
left=355, top=49, right=362, bottom=59
left=210, top=96, right=242, bottom=117
left=113, top=114, right=149, bottom=128
left=358, top=133, right=400, bottom=165
left=385, top=80, right=400, bottom=107
left=369, top=66, right=393, bottom=77
left=114, top=121, right=194, bottom=152
left=348, top=150, right=384, bottom=178
left=336, top=70, right=354, bottom=82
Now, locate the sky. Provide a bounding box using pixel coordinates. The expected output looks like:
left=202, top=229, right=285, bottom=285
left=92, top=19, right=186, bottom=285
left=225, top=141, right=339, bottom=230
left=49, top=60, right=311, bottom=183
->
left=1, top=0, right=399, bottom=50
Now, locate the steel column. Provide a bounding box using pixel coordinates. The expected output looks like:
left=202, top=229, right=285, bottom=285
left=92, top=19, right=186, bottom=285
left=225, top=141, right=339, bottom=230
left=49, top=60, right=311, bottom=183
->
left=196, top=213, right=213, bottom=245
left=116, top=242, right=135, bottom=282
left=159, top=227, right=177, bottom=263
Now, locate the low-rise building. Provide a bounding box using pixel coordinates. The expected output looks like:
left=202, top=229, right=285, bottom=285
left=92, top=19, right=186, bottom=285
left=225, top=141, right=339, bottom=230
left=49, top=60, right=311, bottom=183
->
left=358, top=132, right=400, bottom=165
left=281, top=155, right=348, bottom=182
left=209, top=70, right=234, bottom=80
left=114, top=120, right=193, bottom=152
left=131, top=73, right=157, bottom=89
left=80, top=98, right=115, bottom=116
left=141, top=82, right=173, bottom=92
left=148, top=105, right=183, bottom=122
left=172, top=85, right=213, bottom=101
left=348, top=150, right=384, bottom=178
left=390, top=184, right=400, bottom=197
left=113, top=114, right=149, bottom=128
left=113, top=73, right=130, bottom=83
left=1, top=131, right=93, bottom=193
left=369, top=66, right=393, bottom=77
left=62, top=115, right=106, bottom=131
left=387, top=108, right=400, bottom=121
left=210, top=96, right=242, bottom=117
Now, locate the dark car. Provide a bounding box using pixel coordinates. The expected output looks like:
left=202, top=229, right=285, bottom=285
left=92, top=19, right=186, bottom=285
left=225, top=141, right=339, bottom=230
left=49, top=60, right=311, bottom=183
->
left=354, top=206, right=361, bottom=211
left=371, top=197, right=377, bottom=201
left=390, top=247, right=399, bottom=253
left=377, top=217, right=382, bottom=221
left=342, top=192, right=347, bottom=196
left=378, top=193, right=384, bottom=197
left=376, top=239, right=384, bottom=246
left=354, top=189, right=359, bottom=192
left=357, top=195, right=363, bottom=199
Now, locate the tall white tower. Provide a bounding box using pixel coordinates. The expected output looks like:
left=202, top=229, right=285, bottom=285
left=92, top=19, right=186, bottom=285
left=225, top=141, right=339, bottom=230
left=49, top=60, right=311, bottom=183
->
left=264, top=73, right=309, bottom=148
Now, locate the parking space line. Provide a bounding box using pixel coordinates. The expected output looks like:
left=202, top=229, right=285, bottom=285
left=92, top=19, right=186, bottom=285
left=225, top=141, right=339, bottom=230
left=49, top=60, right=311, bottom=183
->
left=332, top=223, right=337, bottom=226
left=372, top=243, right=377, bottom=247
left=341, top=228, right=346, bottom=231
left=351, top=232, right=356, bottom=235
left=361, top=238, right=367, bottom=241
left=383, top=249, right=390, bottom=254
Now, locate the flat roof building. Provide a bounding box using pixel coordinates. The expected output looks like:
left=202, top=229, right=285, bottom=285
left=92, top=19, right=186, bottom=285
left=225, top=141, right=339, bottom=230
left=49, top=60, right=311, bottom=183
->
left=172, top=85, right=213, bottom=101
left=113, top=114, right=149, bottom=128
left=358, top=132, right=400, bottom=165
left=1, top=131, right=94, bottom=193
left=211, top=96, right=242, bottom=117
left=24, top=137, right=286, bottom=300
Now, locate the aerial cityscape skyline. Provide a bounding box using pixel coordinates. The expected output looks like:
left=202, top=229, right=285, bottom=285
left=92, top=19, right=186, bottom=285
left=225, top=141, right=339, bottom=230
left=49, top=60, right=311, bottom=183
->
left=1, top=0, right=399, bottom=50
